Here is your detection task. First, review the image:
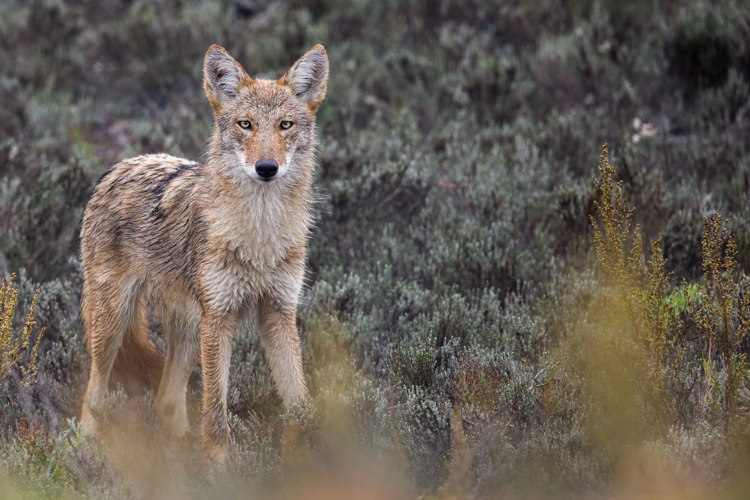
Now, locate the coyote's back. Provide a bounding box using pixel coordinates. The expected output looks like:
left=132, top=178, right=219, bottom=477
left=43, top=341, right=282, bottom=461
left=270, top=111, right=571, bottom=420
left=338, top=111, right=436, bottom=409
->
left=80, top=44, right=329, bottom=467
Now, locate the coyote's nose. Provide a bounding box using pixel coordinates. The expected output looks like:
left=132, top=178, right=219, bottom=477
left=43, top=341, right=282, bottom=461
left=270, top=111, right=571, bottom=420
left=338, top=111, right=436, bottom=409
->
left=255, top=159, right=278, bottom=179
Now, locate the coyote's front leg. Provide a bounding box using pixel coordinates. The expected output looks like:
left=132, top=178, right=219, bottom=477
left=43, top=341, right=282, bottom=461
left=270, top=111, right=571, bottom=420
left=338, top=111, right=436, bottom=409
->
left=199, top=311, right=237, bottom=466
left=258, top=295, right=309, bottom=405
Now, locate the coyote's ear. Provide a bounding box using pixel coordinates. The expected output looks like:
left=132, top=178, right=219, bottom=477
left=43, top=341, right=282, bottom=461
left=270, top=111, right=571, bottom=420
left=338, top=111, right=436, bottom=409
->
left=279, top=45, right=329, bottom=112
left=203, top=45, right=252, bottom=114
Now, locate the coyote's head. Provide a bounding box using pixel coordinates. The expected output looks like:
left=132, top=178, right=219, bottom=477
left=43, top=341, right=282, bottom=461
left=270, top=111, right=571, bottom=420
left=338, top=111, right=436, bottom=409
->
left=203, top=44, right=328, bottom=185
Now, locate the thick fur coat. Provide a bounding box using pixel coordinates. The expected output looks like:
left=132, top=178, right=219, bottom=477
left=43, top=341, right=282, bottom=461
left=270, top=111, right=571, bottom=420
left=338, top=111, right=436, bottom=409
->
left=79, top=44, right=328, bottom=464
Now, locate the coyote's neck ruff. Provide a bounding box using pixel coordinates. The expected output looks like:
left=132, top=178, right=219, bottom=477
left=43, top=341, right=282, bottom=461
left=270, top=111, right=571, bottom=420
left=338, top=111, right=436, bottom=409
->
left=79, top=44, right=328, bottom=466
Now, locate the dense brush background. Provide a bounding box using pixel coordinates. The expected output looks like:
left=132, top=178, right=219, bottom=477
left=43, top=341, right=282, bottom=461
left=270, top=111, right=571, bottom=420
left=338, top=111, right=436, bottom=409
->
left=2, top=0, right=750, bottom=498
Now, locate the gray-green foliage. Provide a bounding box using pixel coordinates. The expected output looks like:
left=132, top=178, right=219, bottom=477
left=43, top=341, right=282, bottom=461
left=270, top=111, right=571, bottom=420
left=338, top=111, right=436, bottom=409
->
left=2, top=0, right=750, bottom=497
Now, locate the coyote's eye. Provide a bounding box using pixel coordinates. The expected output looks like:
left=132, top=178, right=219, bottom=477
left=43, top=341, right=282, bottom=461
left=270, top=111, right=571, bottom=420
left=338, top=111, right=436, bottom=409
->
left=280, top=121, right=293, bottom=130
left=238, top=121, right=251, bottom=129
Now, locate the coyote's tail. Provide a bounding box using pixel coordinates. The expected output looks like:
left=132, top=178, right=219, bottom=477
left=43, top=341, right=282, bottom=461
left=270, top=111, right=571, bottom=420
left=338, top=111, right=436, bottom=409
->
left=110, top=323, right=165, bottom=394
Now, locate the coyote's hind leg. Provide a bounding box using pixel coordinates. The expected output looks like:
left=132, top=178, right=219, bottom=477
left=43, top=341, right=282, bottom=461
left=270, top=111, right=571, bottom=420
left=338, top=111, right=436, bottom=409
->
left=80, top=280, right=140, bottom=434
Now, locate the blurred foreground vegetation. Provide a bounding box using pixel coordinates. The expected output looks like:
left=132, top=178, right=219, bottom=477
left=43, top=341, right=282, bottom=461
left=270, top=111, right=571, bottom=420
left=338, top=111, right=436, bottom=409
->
left=2, top=0, right=750, bottom=498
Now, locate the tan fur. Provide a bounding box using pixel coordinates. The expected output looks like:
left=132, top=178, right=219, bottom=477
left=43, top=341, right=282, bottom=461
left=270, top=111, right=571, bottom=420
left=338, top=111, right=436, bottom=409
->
left=79, top=45, right=329, bottom=465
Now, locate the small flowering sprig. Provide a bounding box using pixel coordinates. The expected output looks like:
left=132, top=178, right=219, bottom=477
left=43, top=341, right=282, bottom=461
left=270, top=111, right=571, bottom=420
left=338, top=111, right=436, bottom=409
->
left=591, top=144, right=681, bottom=430
left=685, top=214, right=750, bottom=432
left=1, top=274, right=45, bottom=388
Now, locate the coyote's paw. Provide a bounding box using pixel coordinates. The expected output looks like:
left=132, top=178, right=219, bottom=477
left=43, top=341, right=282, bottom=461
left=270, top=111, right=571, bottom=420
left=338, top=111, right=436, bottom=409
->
left=79, top=414, right=99, bottom=437
left=156, top=396, right=190, bottom=441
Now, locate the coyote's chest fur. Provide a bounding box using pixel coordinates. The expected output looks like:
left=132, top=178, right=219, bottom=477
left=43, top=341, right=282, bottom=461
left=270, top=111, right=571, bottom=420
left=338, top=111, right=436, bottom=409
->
left=207, top=181, right=309, bottom=271
left=203, top=187, right=311, bottom=312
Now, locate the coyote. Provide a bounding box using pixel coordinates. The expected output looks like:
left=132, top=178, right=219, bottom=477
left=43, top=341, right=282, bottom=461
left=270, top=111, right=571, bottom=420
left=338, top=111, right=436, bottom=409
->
left=79, top=44, right=328, bottom=464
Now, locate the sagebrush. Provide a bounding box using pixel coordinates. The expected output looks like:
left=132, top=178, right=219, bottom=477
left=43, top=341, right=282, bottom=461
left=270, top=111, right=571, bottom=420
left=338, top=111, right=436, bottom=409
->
left=1, top=0, right=750, bottom=498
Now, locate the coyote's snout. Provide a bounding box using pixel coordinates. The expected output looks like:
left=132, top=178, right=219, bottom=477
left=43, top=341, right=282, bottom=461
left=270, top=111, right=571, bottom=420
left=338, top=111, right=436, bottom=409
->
left=79, top=44, right=328, bottom=465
